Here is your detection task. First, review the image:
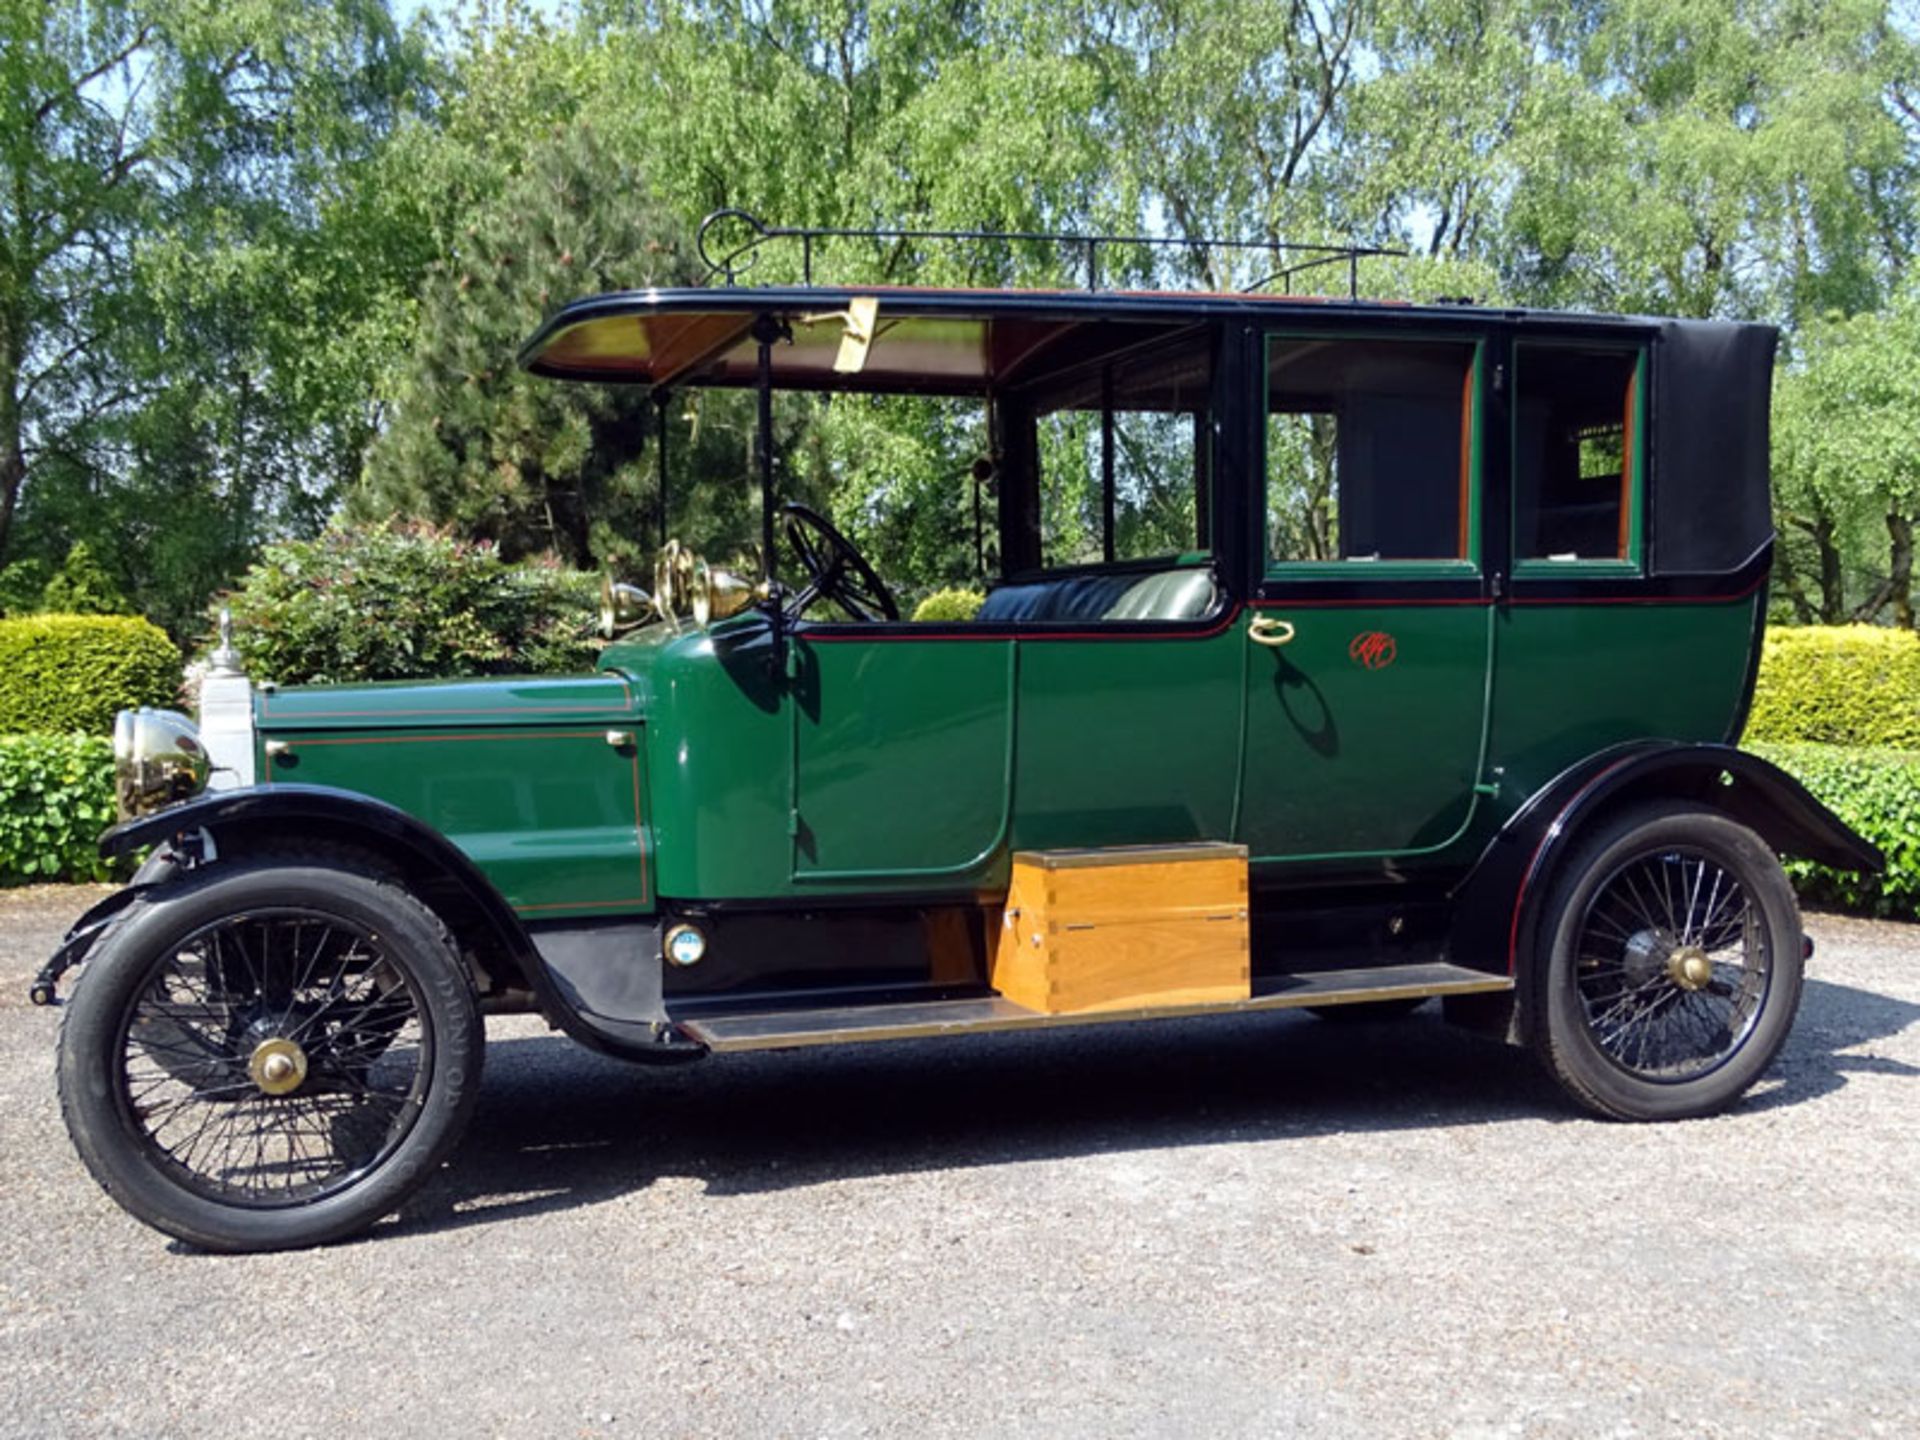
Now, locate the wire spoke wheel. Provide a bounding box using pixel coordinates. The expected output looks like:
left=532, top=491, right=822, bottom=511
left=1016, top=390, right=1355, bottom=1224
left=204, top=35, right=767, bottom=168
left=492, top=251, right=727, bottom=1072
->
left=1534, top=804, right=1803, bottom=1121
left=115, top=908, right=432, bottom=1209
left=1573, top=847, right=1771, bottom=1082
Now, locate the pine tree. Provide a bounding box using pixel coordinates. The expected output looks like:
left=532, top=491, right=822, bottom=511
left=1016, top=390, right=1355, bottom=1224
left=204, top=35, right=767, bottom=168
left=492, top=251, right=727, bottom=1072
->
left=359, top=126, right=695, bottom=567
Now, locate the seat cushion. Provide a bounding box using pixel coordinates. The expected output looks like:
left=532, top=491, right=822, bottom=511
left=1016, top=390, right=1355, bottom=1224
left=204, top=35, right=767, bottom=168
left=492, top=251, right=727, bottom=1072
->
left=972, top=568, right=1217, bottom=624
left=1101, top=569, right=1219, bottom=622
left=974, top=573, right=1139, bottom=623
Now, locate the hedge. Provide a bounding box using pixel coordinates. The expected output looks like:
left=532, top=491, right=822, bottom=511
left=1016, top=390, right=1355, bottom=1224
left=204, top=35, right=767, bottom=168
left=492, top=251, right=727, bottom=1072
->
left=911, top=587, right=985, bottom=622
left=1746, top=625, right=1920, bottom=750
left=0, top=615, right=182, bottom=736
left=1750, top=741, right=1920, bottom=919
left=0, top=734, right=122, bottom=884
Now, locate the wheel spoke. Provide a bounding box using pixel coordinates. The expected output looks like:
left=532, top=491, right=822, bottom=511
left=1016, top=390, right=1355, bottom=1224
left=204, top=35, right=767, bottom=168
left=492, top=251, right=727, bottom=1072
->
left=116, top=907, right=430, bottom=1209
left=1574, top=845, right=1771, bottom=1083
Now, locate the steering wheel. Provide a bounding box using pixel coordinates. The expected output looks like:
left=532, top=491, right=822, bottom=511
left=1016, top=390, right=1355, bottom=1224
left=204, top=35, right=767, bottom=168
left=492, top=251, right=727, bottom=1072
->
left=779, top=502, right=900, bottom=622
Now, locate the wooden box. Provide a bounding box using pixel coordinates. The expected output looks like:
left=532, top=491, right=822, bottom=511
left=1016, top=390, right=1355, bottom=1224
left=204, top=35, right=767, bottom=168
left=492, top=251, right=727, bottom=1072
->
left=991, top=843, right=1250, bottom=1014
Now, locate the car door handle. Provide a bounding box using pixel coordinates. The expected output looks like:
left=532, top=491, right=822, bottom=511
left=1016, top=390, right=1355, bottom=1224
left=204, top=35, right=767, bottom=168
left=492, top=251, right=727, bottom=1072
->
left=1247, top=615, right=1296, bottom=648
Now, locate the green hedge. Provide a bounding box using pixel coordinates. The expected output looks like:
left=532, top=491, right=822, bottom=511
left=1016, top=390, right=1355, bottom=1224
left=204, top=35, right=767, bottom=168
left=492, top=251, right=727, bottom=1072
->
left=1751, top=741, right=1920, bottom=919
left=0, top=734, right=121, bottom=884
left=911, top=587, right=985, bottom=622
left=0, top=615, right=182, bottom=735
left=1747, top=625, right=1920, bottom=750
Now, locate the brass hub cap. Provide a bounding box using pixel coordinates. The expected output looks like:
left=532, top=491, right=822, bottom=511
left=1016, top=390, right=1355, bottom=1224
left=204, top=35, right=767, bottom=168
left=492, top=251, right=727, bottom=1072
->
left=248, top=1037, right=309, bottom=1096
left=1667, top=945, right=1714, bottom=992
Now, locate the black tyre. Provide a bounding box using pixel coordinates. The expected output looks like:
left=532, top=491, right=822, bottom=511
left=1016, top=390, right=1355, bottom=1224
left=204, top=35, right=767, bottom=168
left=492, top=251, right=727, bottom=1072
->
left=1529, top=802, right=1803, bottom=1121
left=57, top=862, right=483, bottom=1251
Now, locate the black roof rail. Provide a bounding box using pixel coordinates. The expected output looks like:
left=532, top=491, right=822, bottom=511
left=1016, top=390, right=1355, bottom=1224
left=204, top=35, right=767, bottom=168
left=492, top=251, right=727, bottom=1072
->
left=695, top=209, right=1405, bottom=300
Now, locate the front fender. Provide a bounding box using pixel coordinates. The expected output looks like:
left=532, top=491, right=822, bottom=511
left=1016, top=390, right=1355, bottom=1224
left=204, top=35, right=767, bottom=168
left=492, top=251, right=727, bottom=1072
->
left=93, top=785, right=701, bottom=1063
left=1452, top=741, right=1882, bottom=982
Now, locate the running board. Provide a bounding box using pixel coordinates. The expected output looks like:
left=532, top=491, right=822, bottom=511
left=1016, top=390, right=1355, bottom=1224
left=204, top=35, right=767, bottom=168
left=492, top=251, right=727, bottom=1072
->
left=676, top=963, right=1513, bottom=1054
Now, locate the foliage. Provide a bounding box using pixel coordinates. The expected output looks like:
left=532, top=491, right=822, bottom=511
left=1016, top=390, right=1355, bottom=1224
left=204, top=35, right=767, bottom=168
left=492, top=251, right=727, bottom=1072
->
left=1746, top=625, right=1920, bottom=750
left=3, top=0, right=1920, bottom=626
left=0, top=543, right=131, bottom=616
left=215, top=520, right=599, bottom=684
left=1749, top=741, right=1920, bottom=920
left=0, top=615, right=182, bottom=735
left=911, top=588, right=985, bottom=622
left=1772, top=286, right=1920, bottom=628
left=0, top=734, right=121, bottom=885
left=0, top=0, right=438, bottom=634
left=37, top=543, right=132, bottom=615
left=358, top=124, right=702, bottom=570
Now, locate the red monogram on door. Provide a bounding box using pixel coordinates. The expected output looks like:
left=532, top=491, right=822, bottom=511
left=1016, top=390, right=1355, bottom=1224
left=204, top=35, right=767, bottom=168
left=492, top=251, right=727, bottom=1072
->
left=1349, top=631, right=1397, bottom=670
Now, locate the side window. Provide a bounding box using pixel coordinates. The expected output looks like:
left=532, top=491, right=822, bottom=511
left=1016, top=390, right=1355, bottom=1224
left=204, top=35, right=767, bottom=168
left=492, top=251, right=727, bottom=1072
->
left=1034, top=341, right=1212, bottom=567
left=1264, top=338, right=1478, bottom=568
left=1513, top=345, right=1644, bottom=566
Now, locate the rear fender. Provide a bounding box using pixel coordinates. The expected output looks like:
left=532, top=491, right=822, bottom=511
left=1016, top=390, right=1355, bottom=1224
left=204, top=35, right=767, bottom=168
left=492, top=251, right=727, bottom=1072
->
left=1447, top=742, right=1881, bottom=1035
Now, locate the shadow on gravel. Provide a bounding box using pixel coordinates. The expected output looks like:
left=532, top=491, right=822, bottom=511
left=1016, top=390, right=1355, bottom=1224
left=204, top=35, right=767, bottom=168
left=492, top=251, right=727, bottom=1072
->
left=389, top=970, right=1920, bottom=1239
left=1741, top=975, right=1920, bottom=1113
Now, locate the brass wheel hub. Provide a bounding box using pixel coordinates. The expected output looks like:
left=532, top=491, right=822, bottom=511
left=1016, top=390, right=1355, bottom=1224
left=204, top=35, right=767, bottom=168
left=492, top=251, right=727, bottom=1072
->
left=1667, top=945, right=1714, bottom=992
left=248, top=1037, right=309, bottom=1096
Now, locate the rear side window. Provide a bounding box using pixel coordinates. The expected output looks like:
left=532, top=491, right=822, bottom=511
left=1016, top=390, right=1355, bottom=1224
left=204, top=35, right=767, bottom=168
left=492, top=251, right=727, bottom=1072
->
left=1264, top=337, right=1478, bottom=568
left=1514, top=345, right=1644, bottom=566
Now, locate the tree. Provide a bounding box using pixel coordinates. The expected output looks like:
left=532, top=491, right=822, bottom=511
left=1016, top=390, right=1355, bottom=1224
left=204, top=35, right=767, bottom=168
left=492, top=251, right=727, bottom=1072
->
left=359, top=124, right=702, bottom=568
left=1773, top=289, right=1920, bottom=628
left=0, top=0, right=432, bottom=631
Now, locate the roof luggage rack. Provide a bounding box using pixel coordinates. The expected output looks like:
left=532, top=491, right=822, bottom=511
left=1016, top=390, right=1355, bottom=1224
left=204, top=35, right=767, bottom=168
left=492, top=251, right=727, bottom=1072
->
left=695, top=208, right=1404, bottom=300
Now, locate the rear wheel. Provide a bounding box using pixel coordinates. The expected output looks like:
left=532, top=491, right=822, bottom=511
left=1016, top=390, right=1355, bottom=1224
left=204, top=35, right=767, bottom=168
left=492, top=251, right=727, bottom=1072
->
left=1530, top=803, right=1802, bottom=1121
left=58, top=862, right=482, bottom=1251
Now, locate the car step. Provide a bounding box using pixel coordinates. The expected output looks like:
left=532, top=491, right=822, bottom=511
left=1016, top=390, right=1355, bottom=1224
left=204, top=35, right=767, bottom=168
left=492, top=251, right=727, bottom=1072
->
left=676, top=962, right=1513, bottom=1054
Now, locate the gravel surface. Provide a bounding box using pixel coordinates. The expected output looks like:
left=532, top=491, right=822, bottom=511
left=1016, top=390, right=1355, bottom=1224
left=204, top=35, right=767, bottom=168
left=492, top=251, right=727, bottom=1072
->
left=1, top=885, right=1916, bottom=1438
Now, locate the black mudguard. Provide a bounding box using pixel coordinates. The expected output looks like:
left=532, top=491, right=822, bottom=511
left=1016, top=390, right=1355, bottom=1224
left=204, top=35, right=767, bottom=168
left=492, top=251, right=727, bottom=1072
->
left=76, top=784, right=705, bottom=1062
left=1451, top=740, right=1882, bottom=984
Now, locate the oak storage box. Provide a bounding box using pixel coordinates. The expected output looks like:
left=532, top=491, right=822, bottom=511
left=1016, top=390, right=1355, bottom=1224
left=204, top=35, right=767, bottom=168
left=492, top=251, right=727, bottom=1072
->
left=991, top=843, right=1251, bottom=1014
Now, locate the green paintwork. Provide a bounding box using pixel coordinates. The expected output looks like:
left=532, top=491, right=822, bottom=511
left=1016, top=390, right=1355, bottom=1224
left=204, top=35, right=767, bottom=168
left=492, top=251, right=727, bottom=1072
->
left=255, top=675, right=650, bottom=917
left=246, top=594, right=1757, bottom=909
left=1011, top=628, right=1241, bottom=854
left=1484, top=597, right=1759, bottom=807
left=790, top=637, right=1013, bottom=880
left=256, top=674, right=639, bottom=730
left=229, top=313, right=1763, bottom=918
left=1238, top=605, right=1493, bottom=861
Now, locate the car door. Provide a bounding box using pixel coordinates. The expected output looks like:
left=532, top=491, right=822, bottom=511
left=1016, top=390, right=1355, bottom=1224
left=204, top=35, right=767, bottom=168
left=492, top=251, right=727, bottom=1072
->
left=1236, top=331, right=1495, bottom=863
left=787, top=632, right=1014, bottom=884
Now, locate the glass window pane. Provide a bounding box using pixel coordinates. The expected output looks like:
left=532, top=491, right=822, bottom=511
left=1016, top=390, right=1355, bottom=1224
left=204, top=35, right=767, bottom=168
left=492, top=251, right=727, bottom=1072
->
left=1514, top=346, right=1641, bottom=563
left=1265, top=338, right=1475, bottom=566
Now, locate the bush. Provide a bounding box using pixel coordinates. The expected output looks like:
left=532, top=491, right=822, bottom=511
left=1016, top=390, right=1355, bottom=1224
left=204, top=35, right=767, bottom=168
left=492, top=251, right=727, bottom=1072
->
left=214, top=521, right=600, bottom=685
left=1750, top=741, right=1920, bottom=919
left=0, top=543, right=133, bottom=618
left=911, top=587, right=985, bottom=622
left=0, top=734, right=121, bottom=884
left=1747, top=625, right=1920, bottom=749
left=0, top=615, right=183, bottom=735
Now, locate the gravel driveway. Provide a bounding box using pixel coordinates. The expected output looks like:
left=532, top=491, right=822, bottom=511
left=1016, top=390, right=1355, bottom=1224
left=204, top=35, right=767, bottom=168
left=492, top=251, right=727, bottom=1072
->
left=1, top=885, right=1916, bottom=1439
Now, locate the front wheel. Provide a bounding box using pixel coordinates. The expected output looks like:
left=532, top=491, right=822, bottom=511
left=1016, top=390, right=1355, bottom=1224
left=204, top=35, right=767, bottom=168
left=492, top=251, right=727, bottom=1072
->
left=57, top=862, right=483, bottom=1251
left=1530, top=803, right=1803, bottom=1121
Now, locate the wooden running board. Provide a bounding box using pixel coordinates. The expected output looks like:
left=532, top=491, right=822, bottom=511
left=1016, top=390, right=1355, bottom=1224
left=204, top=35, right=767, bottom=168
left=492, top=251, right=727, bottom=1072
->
left=677, top=963, right=1512, bottom=1054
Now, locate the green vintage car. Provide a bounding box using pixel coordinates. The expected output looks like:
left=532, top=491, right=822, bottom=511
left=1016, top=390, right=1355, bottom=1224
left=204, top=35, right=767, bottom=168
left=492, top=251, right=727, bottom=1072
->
left=35, top=215, right=1881, bottom=1251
